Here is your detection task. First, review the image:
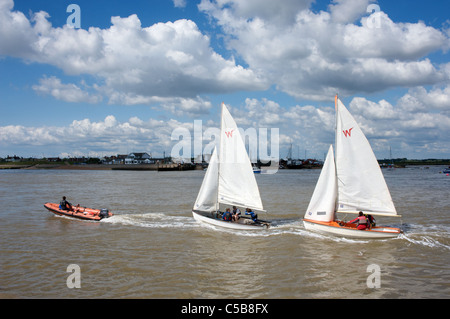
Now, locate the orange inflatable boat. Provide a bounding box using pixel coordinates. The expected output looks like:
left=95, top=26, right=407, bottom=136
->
left=44, top=202, right=113, bottom=221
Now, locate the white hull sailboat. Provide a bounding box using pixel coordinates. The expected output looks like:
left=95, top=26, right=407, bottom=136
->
left=192, top=210, right=269, bottom=230
left=303, top=96, right=401, bottom=239
left=192, top=103, right=270, bottom=230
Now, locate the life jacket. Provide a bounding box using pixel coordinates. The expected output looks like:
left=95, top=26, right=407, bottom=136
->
left=358, top=215, right=368, bottom=225
left=246, top=211, right=258, bottom=221
left=223, top=211, right=232, bottom=221
left=60, top=200, right=69, bottom=209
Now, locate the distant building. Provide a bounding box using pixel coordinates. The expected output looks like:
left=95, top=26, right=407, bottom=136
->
left=102, top=155, right=127, bottom=165
left=5, top=155, right=22, bottom=162
left=116, top=154, right=128, bottom=164
left=125, top=152, right=154, bottom=164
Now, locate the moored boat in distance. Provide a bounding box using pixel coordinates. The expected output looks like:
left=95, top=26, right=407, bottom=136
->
left=252, top=165, right=261, bottom=174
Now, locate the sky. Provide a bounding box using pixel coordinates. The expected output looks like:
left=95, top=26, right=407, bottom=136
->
left=0, top=0, right=449, bottom=160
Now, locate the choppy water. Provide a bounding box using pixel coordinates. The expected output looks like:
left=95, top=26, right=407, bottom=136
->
left=0, top=167, right=449, bottom=299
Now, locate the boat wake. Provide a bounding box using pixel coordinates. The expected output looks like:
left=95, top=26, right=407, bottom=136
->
left=102, top=213, right=449, bottom=249
left=192, top=218, right=370, bottom=242
left=274, top=220, right=450, bottom=246
left=400, top=233, right=450, bottom=250
left=101, top=212, right=198, bottom=229
left=193, top=218, right=305, bottom=237
left=100, top=213, right=370, bottom=243
left=398, top=223, right=450, bottom=250
left=103, top=213, right=315, bottom=238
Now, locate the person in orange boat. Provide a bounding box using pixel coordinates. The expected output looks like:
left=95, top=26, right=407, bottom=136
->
left=59, top=196, right=72, bottom=211
left=349, top=211, right=368, bottom=230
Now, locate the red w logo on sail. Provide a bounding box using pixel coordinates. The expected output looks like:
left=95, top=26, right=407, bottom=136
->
left=342, top=127, right=353, bottom=137
left=225, top=129, right=234, bottom=138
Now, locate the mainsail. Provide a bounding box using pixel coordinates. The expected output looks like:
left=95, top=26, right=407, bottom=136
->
left=335, top=98, right=397, bottom=216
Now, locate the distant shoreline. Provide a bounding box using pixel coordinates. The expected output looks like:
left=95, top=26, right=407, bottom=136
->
left=1, top=162, right=449, bottom=171
left=0, top=164, right=126, bottom=170
left=0, top=163, right=201, bottom=171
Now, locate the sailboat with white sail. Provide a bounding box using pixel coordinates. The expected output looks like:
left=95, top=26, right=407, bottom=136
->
left=303, top=96, right=402, bottom=239
left=192, top=103, right=270, bottom=230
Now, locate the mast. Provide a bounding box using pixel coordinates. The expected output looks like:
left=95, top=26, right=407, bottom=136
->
left=216, top=102, right=224, bottom=214
left=334, top=94, right=338, bottom=152
left=334, top=94, right=339, bottom=215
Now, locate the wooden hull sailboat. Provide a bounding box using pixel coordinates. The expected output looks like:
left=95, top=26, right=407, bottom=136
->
left=303, top=96, right=401, bottom=239
left=192, top=103, right=270, bottom=231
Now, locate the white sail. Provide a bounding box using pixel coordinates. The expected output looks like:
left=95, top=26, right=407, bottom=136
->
left=218, top=103, right=264, bottom=211
left=305, top=145, right=337, bottom=222
left=335, top=98, right=397, bottom=216
left=193, top=147, right=219, bottom=212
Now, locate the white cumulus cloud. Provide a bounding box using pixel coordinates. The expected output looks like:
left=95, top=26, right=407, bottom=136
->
left=199, top=0, right=450, bottom=100
left=32, top=76, right=102, bottom=103
left=0, top=0, right=268, bottom=115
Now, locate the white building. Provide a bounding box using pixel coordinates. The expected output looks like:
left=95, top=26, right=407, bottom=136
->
left=125, top=152, right=153, bottom=164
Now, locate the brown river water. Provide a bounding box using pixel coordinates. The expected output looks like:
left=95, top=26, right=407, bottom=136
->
left=0, top=167, right=449, bottom=300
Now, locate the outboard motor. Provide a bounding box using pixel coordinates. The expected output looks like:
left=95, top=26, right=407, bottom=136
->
left=99, top=208, right=110, bottom=219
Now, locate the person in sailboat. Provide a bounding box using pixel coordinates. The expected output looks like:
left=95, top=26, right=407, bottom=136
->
left=245, top=208, right=258, bottom=222
left=222, top=208, right=232, bottom=221
left=232, top=206, right=241, bottom=222
left=366, top=214, right=376, bottom=228
left=349, top=211, right=368, bottom=230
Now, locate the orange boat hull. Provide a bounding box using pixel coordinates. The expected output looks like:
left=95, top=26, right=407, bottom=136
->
left=303, top=219, right=401, bottom=239
left=44, top=202, right=113, bottom=221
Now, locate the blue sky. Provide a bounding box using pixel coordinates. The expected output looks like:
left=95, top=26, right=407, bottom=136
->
left=0, top=0, right=449, bottom=159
